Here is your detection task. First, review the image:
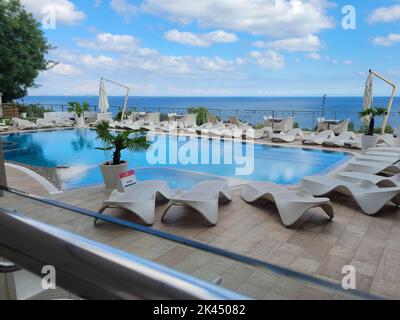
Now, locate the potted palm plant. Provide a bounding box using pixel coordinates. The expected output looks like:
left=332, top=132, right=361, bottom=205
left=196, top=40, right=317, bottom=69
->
left=95, top=120, right=151, bottom=191
left=68, top=102, right=89, bottom=127
left=359, top=107, right=387, bottom=150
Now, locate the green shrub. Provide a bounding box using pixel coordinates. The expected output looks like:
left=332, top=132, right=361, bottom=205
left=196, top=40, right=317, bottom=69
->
left=187, top=107, right=210, bottom=125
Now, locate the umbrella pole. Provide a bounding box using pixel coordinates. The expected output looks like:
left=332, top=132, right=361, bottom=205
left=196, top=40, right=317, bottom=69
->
left=381, top=85, right=397, bottom=134
left=121, top=88, right=130, bottom=122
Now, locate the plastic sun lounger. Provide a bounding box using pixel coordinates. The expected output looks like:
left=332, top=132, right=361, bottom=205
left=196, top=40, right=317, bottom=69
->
left=12, top=118, right=38, bottom=130
left=36, top=118, right=55, bottom=129
left=302, top=130, right=334, bottom=145
left=354, top=154, right=400, bottom=163
left=338, top=172, right=400, bottom=187
left=244, top=128, right=265, bottom=139
left=161, top=180, right=232, bottom=226
left=368, top=147, right=400, bottom=153
left=95, top=180, right=173, bottom=226
left=346, top=160, right=400, bottom=174
left=301, top=175, right=400, bottom=215
left=345, top=135, right=396, bottom=149
left=323, top=131, right=357, bottom=147
left=55, top=119, right=74, bottom=127
left=272, top=128, right=304, bottom=143
left=157, top=121, right=178, bottom=132
left=241, top=182, right=334, bottom=227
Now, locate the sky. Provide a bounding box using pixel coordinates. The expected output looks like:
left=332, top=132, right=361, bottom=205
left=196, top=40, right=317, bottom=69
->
left=19, top=0, right=400, bottom=96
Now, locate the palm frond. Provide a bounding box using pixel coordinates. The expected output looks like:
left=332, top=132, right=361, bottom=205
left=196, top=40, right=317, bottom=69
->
left=125, top=135, right=152, bottom=153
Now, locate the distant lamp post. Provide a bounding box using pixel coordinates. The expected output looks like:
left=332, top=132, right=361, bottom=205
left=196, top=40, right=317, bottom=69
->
left=322, top=94, right=327, bottom=118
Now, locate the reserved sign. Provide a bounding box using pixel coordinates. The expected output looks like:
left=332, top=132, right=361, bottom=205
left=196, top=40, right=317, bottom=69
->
left=119, top=170, right=136, bottom=190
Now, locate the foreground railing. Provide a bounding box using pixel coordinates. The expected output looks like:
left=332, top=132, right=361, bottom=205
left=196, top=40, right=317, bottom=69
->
left=3, top=103, right=400, bottom=132
left=0, top=207, right=247, bottom=300
left=0, top=186, right=381, bottom=300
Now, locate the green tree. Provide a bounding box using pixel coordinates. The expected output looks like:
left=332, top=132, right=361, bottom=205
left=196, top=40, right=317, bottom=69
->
left=95, top=121, right=151, bottom=166
left=0, top=0, right=52, bottom=102
left=359, top=107, right=387, bottom=136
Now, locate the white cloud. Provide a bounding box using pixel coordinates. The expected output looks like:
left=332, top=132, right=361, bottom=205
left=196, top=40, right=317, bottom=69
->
left=20, top=0, right=85, bottom=25
left=164, top=29, right=238, bottom=47
left=252, top=35, right=322, bottom=52
left=50, top=63, right=79, bottom=76
left=249, top=50, right=285, bottom=70
left=368, top=4, right=400, bottom=24
left=372, top=33, right=400, bottom=47
left=343, top=60, right=353, bottom=65
left=305, top=53, right=321, bottom=60
left=110, top=0, right=137, bottom=21
left=76, top=33, right=141, bottom=53
left=143, top=0, right=334, bottom=38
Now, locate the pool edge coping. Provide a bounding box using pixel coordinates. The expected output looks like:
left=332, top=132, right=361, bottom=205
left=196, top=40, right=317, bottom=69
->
left=5, top=162, right=63, bottom=195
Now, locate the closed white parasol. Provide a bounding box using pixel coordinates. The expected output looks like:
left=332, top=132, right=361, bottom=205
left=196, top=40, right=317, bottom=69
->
left=98, top=78, right=110, bottom=113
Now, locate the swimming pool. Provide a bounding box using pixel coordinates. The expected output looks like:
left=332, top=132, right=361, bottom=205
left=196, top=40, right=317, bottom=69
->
left=1, top=129, right=352, bottom=190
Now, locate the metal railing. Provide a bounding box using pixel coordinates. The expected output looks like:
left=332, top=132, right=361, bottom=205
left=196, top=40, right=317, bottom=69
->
left=0, top=186, right=381, bottom=300
left=3, top=102, right=400, bottom=132
left=0, top=207, right=247, bottom=300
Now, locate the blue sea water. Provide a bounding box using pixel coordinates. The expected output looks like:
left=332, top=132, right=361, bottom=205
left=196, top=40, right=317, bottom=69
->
left=1, top=129, right=351, bottom=190
left=18, top=96, right=400, bottom=130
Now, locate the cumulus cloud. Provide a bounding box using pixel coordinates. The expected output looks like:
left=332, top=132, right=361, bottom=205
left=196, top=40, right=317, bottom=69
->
left=20, top=0, right=85, bottom=25
left=76, top=33, right=141, bottom=53
left=305, top=53, right=321, bottom=60
left=372, top=34, right=400, bottom=47
left=50, top=63, right=80, bottom=76
left=164, top=29, right=238, bottom=47
left=252, top=35, right=322, bottom=52
left=142, top=0, right=334, bottom=38
left=249, top=50, right=285, bottom=70
left=368, top=4, right=400, bottom=24
left=110, top=0, right=137, bottom=21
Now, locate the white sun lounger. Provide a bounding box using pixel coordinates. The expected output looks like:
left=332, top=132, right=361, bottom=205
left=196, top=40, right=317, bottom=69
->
left=55, top=119, right=74, bottom=127
left=302, top=176, right=400, bottom=215
left=368, top=147, right=400, bottom=153
left=161, top=180, right=232, bottom=226
left=302, top=130, right=334, bottom=145
left=272, top=128, right=304, bottom=143
left=345, top=134, right=396, bottom=149
left=354, top=154, right=400, bottom=163
left=229, top=117, right=252, bottom=130
left=36, top=118, right=55, bottom=129
left=11, top=118, right=38, bottom=130
left=95, top=180, right=172, bottom=226
left=157, top=121, right=178, bottom=132
left=347, top=160, right=400, bottom=175
left=323, top=131, right=358, bottom=147
left=244, top=128, right=265, bottom=139
left=338, top=172, right=400, bottom=187
left=241, top=182, right=334, bottom=227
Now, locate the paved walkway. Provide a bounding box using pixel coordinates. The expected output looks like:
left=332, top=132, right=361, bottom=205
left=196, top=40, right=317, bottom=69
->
left=1, top=164, right=400, bottom=299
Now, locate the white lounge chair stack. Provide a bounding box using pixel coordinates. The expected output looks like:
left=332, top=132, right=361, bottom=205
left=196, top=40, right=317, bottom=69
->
left=36, top=118, right=55, bottom=129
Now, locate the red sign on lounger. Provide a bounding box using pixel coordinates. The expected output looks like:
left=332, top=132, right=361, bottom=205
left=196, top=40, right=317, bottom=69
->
left=119, top=170, right=136, bottom=191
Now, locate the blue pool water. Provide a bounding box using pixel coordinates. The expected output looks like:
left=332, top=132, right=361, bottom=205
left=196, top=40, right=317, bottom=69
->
left=1, top=129, right=352, bottom=190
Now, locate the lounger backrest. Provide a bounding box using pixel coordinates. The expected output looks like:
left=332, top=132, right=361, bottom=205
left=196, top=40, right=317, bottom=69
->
left=182, top=114, right=197, bottom=128
left=207, top=115, right=219, bottom=125
left=330, top=119, right=350, bottom=135
left=274, top=117, right=293, bottom=132
left=145, top=112, right=160, bottom=124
